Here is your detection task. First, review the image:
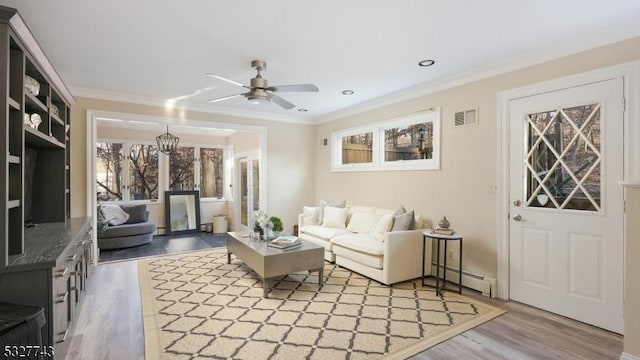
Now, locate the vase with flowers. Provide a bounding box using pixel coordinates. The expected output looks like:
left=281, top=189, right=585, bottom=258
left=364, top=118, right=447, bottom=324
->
left=254, top=210, right=284, bottom=241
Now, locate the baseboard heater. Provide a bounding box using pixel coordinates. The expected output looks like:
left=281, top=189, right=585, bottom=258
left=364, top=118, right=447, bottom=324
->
left=429, top=263, right=497, bottom=298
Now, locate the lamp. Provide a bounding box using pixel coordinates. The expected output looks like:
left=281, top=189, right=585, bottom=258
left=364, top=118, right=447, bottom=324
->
left=156, top=125, right=179, bottom=154
left=246, top=88, right=271, bottom=105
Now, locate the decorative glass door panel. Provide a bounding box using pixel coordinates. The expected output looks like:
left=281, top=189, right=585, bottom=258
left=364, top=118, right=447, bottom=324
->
left=525, top=103, right=601, bottom=211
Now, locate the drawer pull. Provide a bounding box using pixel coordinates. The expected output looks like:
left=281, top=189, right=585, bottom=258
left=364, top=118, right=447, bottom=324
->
left=67, top=254, right=78, bottom=262
left=56, top=328, right=69, bottom=344
left=56, top=292, right=68, bottom=304
left=77, top=240, right=87, bottom=247
left=56, top=267, right=68, bottom=278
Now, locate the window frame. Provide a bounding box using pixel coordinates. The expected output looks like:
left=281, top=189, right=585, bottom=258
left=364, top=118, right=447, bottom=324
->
left=331, top=108, right=441, bottom=172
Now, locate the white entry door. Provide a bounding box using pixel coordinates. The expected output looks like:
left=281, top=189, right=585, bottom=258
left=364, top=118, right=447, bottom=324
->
left=509, top=78, right=624, bottom=333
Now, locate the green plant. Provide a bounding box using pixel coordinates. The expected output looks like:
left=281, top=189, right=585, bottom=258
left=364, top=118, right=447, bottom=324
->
left=269, top=216, right=283, bottom=232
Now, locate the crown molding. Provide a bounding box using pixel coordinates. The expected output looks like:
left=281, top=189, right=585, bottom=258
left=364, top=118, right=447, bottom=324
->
left=69, top=85, right=314, bottom=125
left=315, top=31, right=640, bottom=124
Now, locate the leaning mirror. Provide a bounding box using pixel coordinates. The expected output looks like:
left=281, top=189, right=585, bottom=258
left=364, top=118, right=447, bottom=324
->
left=164, top=190, right=201, bottom=235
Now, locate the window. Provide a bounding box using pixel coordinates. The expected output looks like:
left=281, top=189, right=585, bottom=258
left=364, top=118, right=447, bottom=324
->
left=169, top=146, right=195, bottom=191
left=97, top=139, right=229, bottom=203
left=96, top=142, right=159, bottom=202
left=200, top=148, right=225, bottom=199
left=341, top=132, right=373, bottom=165
left=331, top=109, right=440, bottom=171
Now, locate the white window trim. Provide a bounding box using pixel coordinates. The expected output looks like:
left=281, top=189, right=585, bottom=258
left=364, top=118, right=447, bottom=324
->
left=331, top=108, right=441, bottom=172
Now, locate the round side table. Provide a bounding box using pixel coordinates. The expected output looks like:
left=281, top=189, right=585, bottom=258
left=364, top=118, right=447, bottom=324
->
left=422, top=230, right=463, bottom=296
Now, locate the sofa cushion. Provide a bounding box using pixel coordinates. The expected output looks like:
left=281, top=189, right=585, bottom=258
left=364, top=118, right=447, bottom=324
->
left=101, top=204, right=130, bottom=226
left=121, top=205, right=147, bottom=224
left=322, top=206, right=347, bottom=228
left=98, top=222, right=156, bottom=239
left=391, top=210, right=415, bottom=231
left=370, top=214, right=394, bottom=241
left=333, top=246, right=384, bottom=269
left=374, top=208, right=394, bottom=217
left=303, top=206, right=320, bottom=225
left=346, top=212, right=377, bottom=234
left=319, top=200, right=346, bottom=224
left=331, top=233, right=384, bottom=256
left=300, top=225, right=351, bottom=241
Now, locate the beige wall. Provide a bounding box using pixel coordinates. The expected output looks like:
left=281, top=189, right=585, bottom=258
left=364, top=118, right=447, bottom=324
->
left=624, top=186, right=640, bottom=356
left=315, top=37, right=640, bottom=278
left=70, top=97, right=316, bottom=234
left=229, top=131, right=260, bottom=154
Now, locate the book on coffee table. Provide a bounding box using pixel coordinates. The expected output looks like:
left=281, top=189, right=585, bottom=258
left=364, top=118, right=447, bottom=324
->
left=268, top=236, right=301, bottom=249
left=433, top=228, right=455, bottom=235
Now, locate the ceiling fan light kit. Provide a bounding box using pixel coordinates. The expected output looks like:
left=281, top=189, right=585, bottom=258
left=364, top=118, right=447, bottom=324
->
left=206, top=60, right=318, bottom=110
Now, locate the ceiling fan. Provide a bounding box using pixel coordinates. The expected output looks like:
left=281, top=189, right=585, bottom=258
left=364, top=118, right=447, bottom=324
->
left=206, top=60, right=318, bottom=110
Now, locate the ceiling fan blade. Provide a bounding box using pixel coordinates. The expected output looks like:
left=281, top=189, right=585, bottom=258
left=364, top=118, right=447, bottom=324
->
left=206, top=73, right=250, bottom=88
left=271, top=94, right=296, bottom=110
left=267, top=84, right=319, bottom=92
left=208, top=93, right=245, bottom=103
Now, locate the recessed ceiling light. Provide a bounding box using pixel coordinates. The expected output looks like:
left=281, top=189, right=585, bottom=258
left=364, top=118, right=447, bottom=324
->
left=342, top=90, right=354, bottom=95
left=418, top=59, right=435, bottom=67
left=298, top=108, right=308, bottom=112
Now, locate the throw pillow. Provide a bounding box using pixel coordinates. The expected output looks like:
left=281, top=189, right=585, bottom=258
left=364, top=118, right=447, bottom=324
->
left=322, top=206, right=347, bottom=229
left=394, top=205, right=407, bottom=216
left=96, top=205, right=109, bottom=233
left=391, top=210, right=414, bottom=231
left=318, top=200, right=346, bottom=224
left=371, top=213, right=394, bottom=241
left=101, top=204, right=130, bottom=226
left=346, top=212, right=376, bottom=234
left=303, top=206, right=320, bottom=225
left=121, top=204, right=147, bottom=224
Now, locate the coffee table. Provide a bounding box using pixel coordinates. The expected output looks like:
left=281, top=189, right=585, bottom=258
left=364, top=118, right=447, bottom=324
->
left=226, top=232, right=325, bottom=297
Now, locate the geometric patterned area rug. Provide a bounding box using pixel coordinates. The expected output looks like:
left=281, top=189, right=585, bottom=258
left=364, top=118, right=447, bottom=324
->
left=139, top=249, right=505, bottom=360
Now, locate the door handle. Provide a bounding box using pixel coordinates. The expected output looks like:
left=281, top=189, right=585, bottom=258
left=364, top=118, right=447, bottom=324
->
left=512, top=214, right=522, bottom=221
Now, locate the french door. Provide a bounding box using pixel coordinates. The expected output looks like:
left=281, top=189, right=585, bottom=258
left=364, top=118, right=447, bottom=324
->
left=237, top=155, right=260, bottom=231
left=509, top=78, right=624, bottom=333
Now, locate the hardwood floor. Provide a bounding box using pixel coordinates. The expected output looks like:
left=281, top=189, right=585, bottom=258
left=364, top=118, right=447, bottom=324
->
left=66, top=258, right=623, bottom=360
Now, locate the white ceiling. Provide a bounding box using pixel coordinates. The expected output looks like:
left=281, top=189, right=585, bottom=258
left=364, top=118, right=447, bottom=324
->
left=2, top=1, right=639, bottom=123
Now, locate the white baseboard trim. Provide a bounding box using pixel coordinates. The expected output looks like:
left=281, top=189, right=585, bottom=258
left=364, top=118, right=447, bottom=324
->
left=430, top=263, right=498, bottom=297
left=621, top=352, right=640, bottom=360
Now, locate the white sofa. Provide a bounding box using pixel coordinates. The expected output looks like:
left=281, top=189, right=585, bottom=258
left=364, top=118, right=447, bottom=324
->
left=297, top=204, right=432, bottom=285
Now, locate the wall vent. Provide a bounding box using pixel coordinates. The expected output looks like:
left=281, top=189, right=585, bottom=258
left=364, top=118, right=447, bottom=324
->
left=454, top=108, right=477, bottom=127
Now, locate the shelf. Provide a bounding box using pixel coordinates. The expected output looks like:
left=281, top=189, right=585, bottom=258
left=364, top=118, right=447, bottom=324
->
left=24, top=126, right=65, bottom=149
left=25, top=92, right=47, bottom=112
left=7, top=200, right=20, bottom=209
left=51, top=113, right=64, bottom=126
left=8, top=97, right=20, bottom=110
left=8, top=155, right=20, bottom=164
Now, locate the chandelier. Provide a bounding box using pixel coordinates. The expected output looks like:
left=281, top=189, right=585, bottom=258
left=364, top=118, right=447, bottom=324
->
left=156, top=125, right=179, bottom=154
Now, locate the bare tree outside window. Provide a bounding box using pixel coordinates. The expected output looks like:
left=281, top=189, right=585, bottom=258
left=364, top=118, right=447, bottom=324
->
left=96, top=142, right=123, bottom=201
left=384, top=122, right=433, bottom=161
left=169, top=147, right=195, bottom=191
left=129, top=144, right=159, bottom=200
left=200, top=148, right=224, bottom=198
